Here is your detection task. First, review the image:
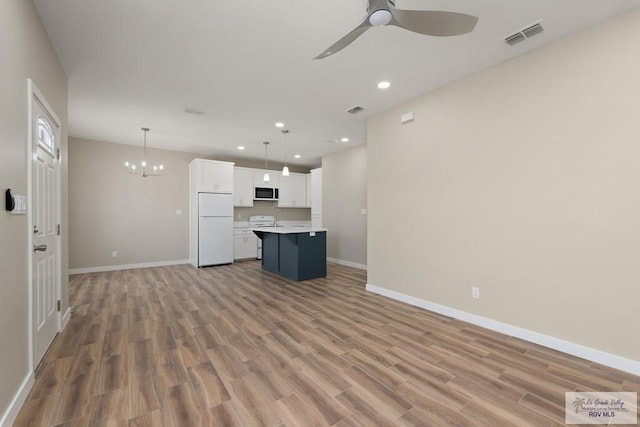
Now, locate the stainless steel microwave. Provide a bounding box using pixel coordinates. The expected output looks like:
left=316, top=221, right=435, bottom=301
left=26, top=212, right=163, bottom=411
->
left=254, top=186, right=279, bottom=200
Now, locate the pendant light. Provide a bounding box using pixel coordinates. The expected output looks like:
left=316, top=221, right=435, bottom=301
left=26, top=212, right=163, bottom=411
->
left=281, top=129, right=290, bottom=176
left=263, top=141, right=270, bottom=183
left=124, top=127, right=164, bottom=178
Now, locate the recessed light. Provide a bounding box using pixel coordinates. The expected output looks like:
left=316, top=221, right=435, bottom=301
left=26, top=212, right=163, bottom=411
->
left=237, top=146, right=245, bottom=150
left=294, top=154, right=301, bottom=159
left=275, top=122, right=284, bottom=128
left=341, top=137, right=349, bottom=143
left=377, top=81, right=391, bottom=89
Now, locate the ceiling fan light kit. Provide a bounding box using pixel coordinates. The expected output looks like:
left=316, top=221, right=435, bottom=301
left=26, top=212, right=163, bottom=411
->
left=369, top=9, right=392, bottom=26
left=314, top=0, right=479, bottom=59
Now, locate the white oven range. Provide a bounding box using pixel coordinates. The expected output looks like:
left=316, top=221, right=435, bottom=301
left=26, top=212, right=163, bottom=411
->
left=248, top=215, right=275, bottom=260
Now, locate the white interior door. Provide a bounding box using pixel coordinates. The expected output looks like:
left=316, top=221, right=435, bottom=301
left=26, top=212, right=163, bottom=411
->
left=31, top=94, right=60, bottom=367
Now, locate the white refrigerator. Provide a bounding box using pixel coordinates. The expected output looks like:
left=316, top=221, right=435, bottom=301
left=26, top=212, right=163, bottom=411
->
left=198, top=193, right=233, bottom=267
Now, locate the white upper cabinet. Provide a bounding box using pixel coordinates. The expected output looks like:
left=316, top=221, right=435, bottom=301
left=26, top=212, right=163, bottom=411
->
left=306, top=174, right=312, bottom=208
left=310, top=168, right=322, bottom=214
left=190, top=159, right=234, bottom=194
left=292, top=173, right=308, bottom=207
left=232, top=166, right=310, bottom=208
left=233, top=167, right=254, bottom=207
left=278, top=173, right=307, bottom=207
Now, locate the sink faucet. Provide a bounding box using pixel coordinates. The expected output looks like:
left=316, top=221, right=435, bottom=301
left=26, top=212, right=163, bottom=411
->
left=274, top=209, right=280, bottom=227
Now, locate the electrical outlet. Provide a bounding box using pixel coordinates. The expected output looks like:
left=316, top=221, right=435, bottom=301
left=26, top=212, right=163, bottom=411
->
left=472, top=287, right=480, bottom=299
left=112, top=251, right=118, bottom=258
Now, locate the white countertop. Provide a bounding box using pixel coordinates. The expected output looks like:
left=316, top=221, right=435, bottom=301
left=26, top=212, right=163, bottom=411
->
left=236, top=220, right=311, bottom=229
left=251, top=227, right=327, bottom=234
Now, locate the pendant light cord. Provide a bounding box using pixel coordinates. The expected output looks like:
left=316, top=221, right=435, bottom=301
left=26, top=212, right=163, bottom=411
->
left=264, top=141, right=269, bottom=170
left=282, top=130, right=289, bottom=168
left=141, top=127, right=150, bottom=166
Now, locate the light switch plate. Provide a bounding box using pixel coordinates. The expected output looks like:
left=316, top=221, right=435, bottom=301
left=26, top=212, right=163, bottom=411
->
left=10, top=195, right=27, bottom=215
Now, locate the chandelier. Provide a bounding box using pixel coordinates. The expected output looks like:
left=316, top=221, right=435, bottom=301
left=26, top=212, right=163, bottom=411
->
left=124, top=127, right=164, bottom=177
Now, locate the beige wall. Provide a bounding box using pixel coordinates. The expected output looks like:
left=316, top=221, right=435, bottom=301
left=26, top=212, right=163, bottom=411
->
left=0, top=0, right=68, bottom=421
left=70, top=138, right=196, bottom=269
left=368, top=8, right=640, bottom=362
left=69, top=138, right=311, bottom=269
left=323, top=144, right=367, bottom=266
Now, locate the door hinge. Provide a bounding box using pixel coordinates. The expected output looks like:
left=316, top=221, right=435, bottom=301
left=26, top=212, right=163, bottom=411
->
left=56, top=148, right=60, bottom=160
left=57, top=224, right=61, bottom=236
left=57, top=300, right=61, bottom=312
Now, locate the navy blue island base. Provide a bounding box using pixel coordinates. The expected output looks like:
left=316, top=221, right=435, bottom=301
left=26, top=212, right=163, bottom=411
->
left=253, top=229, right=327, bottom=281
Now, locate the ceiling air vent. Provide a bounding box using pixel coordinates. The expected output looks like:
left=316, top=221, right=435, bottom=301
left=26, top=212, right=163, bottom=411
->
left=346, top=105, right=365, bottom=114
left=504, top=20, right=544, bottom=46
left=504, top=32, right=526, bottom=46
left=522, top=23, right=544, bottom=38
left=184, top=108, right=205, bottom=116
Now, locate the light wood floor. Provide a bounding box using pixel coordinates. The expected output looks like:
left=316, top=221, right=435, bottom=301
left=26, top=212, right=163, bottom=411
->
left=14, top=261, right=639, bottom=426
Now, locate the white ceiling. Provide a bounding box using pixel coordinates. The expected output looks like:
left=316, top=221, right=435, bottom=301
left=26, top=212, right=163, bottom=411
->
left=34, top=0, right=640, bottom=167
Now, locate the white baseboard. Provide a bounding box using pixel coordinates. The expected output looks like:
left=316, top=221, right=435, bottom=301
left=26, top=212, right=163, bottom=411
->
left=69, top=259, right=190, bottom=275
left=366, top=283, right=640, bottom=377
left=61, top=307, right=71, bottom=330
left=328, top=258, right=367, bottom=270
left=0, top=372, right=34, bottom=427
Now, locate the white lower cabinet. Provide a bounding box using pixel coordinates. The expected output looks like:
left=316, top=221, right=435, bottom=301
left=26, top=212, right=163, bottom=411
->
left=234, top=229, right=258, bottom=260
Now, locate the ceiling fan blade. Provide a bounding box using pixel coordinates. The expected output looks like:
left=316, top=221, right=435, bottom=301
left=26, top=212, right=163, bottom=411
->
left=314, top=19, right=372, bottom=59
left=389, top=10, right=478, bottom=37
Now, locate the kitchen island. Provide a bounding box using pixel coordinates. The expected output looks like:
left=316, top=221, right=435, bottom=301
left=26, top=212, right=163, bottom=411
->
left=252, top=227, right=327, bottom=281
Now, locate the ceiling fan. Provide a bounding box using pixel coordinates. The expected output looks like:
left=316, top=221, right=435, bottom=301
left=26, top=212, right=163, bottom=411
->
left=314, top=0, right=478, bottom=59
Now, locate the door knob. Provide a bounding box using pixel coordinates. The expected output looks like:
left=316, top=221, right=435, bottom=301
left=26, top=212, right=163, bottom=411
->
left=33, top=244, right=47, bottom=252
